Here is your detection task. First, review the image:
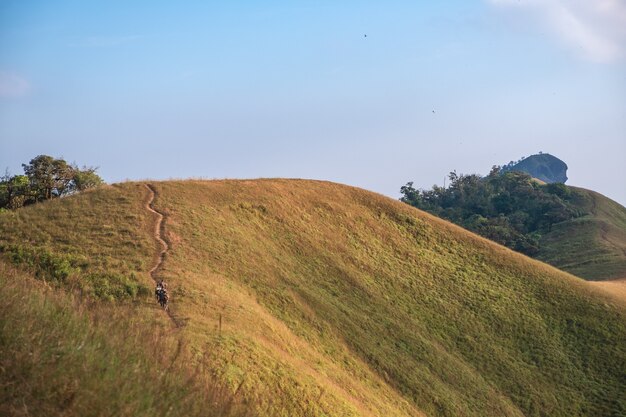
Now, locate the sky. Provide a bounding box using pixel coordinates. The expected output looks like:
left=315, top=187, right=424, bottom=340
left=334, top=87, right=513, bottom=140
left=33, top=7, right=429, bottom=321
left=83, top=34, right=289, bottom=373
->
left=1, top=0, right=625, bottom=204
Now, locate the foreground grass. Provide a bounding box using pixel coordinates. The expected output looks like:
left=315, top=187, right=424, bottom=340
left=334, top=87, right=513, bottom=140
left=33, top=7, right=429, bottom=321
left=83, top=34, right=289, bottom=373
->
left=537, top=187, right=626, bottom=280
left=1, top=179, right=625, bottom=416
left=0, top=262, right=251, bottom=417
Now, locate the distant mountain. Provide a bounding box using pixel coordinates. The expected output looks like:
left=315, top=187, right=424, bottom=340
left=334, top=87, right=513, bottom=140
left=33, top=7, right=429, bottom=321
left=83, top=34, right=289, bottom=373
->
left=401, top=168, right=626, bottom=281
left=501, top=153, right=568, bottom=183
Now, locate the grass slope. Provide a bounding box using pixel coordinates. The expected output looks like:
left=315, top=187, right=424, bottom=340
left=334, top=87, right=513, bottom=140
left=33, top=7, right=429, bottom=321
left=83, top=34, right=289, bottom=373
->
left=537, top=187, right=626, bottom=280
left=1, top=180, right=625, bottom=417
left=0, top=262, right=250, bottom=417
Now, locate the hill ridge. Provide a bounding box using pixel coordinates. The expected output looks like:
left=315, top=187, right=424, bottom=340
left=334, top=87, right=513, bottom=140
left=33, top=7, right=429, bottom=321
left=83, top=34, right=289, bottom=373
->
left=1, top=178, right=624, bottom=416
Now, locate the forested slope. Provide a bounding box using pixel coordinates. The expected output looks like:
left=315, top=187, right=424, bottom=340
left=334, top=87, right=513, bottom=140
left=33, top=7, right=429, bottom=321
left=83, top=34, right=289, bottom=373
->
left=401, top=171, right=626, bottom=280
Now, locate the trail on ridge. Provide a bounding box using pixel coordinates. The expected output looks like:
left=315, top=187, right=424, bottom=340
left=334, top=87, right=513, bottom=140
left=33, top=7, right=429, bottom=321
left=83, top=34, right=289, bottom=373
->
left=145, top=183, right=181, bottom=327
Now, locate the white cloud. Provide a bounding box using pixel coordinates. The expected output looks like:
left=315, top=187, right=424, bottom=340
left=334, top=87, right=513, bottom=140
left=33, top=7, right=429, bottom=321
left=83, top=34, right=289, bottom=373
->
left=0, top=72, right=31, bottom=98
left=488, top=0, right=626, bottom=63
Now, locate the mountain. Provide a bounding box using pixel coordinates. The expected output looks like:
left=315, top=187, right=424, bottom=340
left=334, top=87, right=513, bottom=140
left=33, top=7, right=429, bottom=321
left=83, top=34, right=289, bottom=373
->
left=1, top=180, right=625, bottom=417
left=501, top=153, right=568, bottom=183
left=537, top=187, right=626, bottom=280
left=401, top=171, right=626, bottom=281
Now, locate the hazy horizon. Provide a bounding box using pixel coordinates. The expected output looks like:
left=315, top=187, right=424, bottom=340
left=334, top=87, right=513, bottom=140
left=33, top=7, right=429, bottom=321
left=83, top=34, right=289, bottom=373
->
left=1, top=1, right=625, bottom=205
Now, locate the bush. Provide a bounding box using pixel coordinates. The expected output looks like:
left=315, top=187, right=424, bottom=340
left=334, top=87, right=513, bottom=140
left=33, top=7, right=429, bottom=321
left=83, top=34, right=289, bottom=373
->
left=0, top=244, right=147, bottom=301
left=85, top=272, right=147, bottom=301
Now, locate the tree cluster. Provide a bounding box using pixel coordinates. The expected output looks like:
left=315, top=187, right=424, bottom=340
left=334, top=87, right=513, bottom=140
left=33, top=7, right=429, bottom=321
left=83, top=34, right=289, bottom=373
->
left=400, top=167, right=585, bottom=255
left=500, top=155, right=528, bottom=173
left=1, top=155, right=103, bottom=210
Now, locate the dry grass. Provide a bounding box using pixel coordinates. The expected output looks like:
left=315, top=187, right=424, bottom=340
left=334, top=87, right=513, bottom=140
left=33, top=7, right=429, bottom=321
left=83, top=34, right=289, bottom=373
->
left=1, top=179, right=625, bottom=417
left=0, top=262, right=253, bottom=417
left=589, top=277, right=626, bottom=305
left=151, top=179, right=625, bottom=417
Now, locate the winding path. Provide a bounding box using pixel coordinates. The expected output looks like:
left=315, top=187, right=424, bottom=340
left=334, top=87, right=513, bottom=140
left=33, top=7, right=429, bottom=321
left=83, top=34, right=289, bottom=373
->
left=145, top=183, right=181, bottom=326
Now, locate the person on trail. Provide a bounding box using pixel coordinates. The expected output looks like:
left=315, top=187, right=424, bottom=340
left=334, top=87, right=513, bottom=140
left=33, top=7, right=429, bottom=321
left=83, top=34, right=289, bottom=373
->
left=155, top=281, right=163, bottom=301
left=155, top=280, right=169, bottom=308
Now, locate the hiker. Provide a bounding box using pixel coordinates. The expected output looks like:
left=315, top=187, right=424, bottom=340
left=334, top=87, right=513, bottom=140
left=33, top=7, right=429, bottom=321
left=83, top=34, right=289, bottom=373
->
left=155, top=280, right=163, bottom=301
left=155, top=280, right=169, bottom=309
left=158, top=286, right=169, bottom=309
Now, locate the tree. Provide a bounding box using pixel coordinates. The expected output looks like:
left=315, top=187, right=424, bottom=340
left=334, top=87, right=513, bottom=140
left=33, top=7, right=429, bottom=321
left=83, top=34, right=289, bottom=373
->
left=22, top=155, right=75, bottom=201
left=488, top=165, right=501, bottom=177
left=0, top=173, right=30, bottom=209
left=400, top=182, right=421, bottom=207
left=72, top=166, right=103, bottom=191
left=1, top=155, right=104, bottom=210
left=400, top=168, right=585, bottom=256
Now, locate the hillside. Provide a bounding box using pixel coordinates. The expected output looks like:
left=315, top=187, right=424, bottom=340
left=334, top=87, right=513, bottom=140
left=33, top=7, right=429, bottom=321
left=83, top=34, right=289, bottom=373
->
left=1, top=180, right=625, bottom=417
left=0, top=262, right=249, bottom=417
left=501, top=153, right=568, bottom=184
left=537, top=187, right=626, bottom=280
left=401, top=171, right=626, bottom=281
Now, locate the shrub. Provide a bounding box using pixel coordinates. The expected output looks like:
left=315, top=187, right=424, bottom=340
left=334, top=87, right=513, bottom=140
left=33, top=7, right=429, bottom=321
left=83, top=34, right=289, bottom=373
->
left=0, top=244, right=148, bottom=301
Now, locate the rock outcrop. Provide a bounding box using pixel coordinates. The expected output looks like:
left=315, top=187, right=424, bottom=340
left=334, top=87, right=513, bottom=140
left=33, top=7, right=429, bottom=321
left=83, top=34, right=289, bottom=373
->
left=503, top=153, right=568, bottom=183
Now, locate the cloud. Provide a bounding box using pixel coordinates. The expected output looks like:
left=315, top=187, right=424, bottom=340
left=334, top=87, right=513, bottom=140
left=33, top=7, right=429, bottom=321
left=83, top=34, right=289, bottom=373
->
left=69, top=35, right=143, bottom=48
left=0, top=72, right=31, bottom=98
left=488, top=0, right=626, bottom=63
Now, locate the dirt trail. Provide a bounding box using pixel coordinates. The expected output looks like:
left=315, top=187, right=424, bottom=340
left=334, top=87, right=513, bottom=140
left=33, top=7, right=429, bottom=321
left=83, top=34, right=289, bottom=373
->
left=145, top=183, right=181, bottom=326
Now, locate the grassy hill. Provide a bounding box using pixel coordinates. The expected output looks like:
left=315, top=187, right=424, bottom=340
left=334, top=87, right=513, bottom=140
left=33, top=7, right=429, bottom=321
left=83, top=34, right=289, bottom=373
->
left=537, top=187, right=626, bottom=280
left=401, top=170, right=626, bottom=281
left=1, top=180, right=625, bottom=416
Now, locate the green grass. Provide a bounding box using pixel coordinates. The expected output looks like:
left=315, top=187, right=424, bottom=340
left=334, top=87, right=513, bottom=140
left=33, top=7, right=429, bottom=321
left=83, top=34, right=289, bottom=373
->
left=537, top=187, right=626, bottom=280
left=0, top=262, right=251, bottom=417
left=1, top=179, right=625, bottom=416
left=0, top=183, right=156, bottom=299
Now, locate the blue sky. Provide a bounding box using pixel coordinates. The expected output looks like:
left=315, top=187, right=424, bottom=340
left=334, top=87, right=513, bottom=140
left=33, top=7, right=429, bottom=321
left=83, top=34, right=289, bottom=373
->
left=1, top=1, right=625, bottom=204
